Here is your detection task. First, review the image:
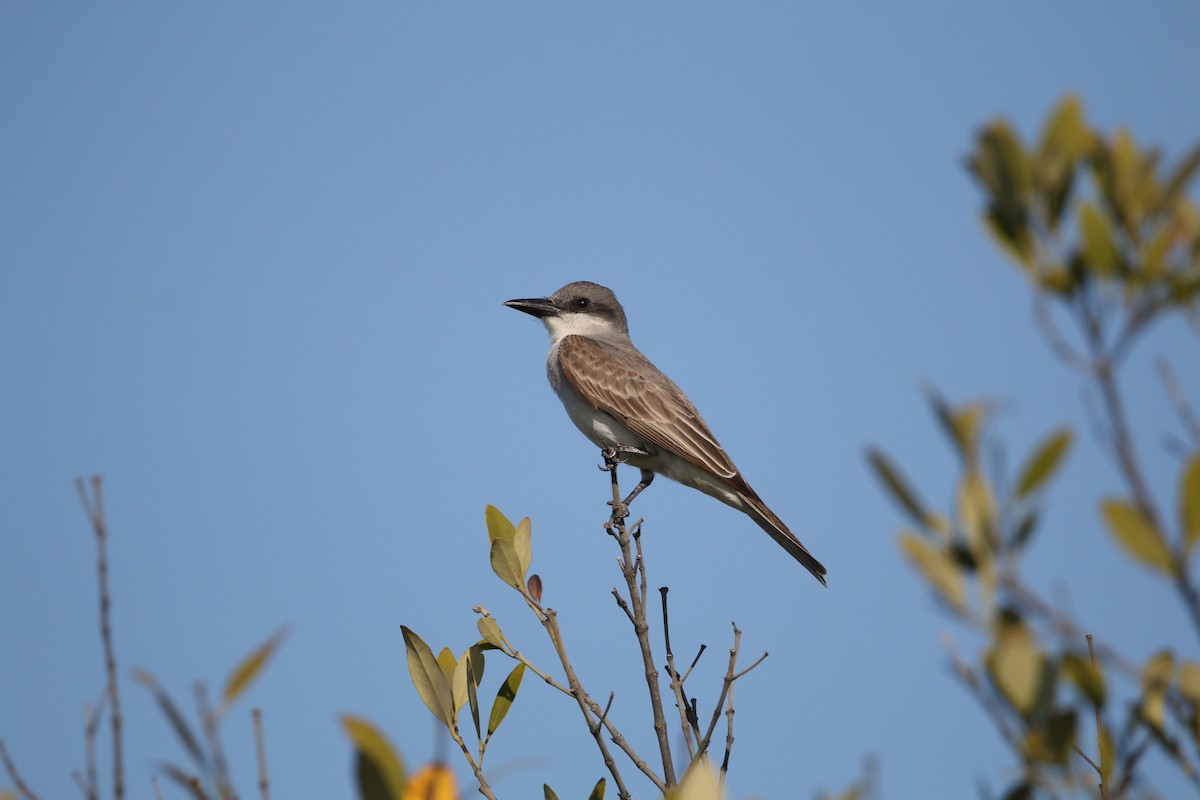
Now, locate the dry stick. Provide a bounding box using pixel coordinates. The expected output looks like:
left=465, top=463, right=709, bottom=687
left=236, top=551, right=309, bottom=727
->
left=76, top=476, right=124, bottom=800
left=660, top=587, right=698, bottom=761
left=252, top=709, right=270, bottom=800
left=1088, top=328, right=1200, bottom=640
left=697, top=624, right=759, bottom=760
left=0, top=740, right=41, bottom=800
left=538, top=611, right=638, bottom=799
left=940, top=634, right=1024, bottom=755
left=719, top=678, right=735, bottom=785
left=195, top=683, right=230, bottom=797
left=448, top=733, right=499, bottom=800
left=605, top=458, right=676, bottom=787
left=1069, top=634, right=1111, bottom=800
left=151, top=777, right=165, bottom=800
left=83, top=692, right=106, bottom=800
left=493, top=625, right=660, bottom=792
left=1157, top=359, right=1200, bottom=447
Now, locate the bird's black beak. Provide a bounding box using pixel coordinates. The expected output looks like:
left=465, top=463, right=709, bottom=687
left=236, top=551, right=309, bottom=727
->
left=504, top=297, right=558, bottom=319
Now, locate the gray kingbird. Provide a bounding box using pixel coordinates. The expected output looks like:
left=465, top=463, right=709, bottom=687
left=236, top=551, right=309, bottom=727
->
left=505, top=281, right=827, bottom=585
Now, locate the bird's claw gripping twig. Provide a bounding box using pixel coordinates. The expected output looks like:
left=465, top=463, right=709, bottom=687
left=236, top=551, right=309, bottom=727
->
left=598, top=444, right=649, bottom=471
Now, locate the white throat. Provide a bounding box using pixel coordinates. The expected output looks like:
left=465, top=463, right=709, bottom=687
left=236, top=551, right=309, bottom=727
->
left=542, top=312, right=626, bottom=346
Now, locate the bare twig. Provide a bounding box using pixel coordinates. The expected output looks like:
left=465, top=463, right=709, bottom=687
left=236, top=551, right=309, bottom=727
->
left=719, top=677, right=735, bottom=785
left=698, top=623, right=743, bottom=760
left=1076, top=634, right=1110, bottom=800
left=195, top=683, right=230, bottom=799
left=252, top=708, right=270, bottom=800
left=152, top=777, right=165, bottom=800
left=448, top=732, right=499, bottom=800
left=1034, top=296, right=1091, bottom=374
left=76, top=476, right=124, bottom=800
left=660, top=587, right=698, bottom=760
left=0, top=740, right=41, bottom=800
left=540, top=610, right=638, bottom=799
left=940, top=634, right=1023, bottom=754
left=83, top=691, right=106, bottom=800
left=604, top=456, right=676, bottom=787
left=1157, top=359, right=1200, bottom=447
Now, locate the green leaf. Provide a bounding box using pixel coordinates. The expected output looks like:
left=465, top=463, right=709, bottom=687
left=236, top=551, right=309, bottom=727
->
left=477, top=616, right=506, bottom=650
left=958, top=469, right=997, bottom=557
left=898, top=532, right=966, bottom=610
left=486, top=663, right=526, bottom=739
left=543, top=786, right=561, bottom=800
left=340, top=715, right=407, bottom=800
left=220, top=627, right=288, bottom=714
left=1181, top=453, right=1200, bottom=552
left=437, top=647, right=456, bottom=682
left=451, top=650, right=470, bottom=716
left=930, top=394, right=987, bottom=463
left=986, top=617, right=1046, bottom=718
left=1141, top=650, right=1174, bottom=731
left=1102, top=499, right=1173, bottom=574
left=588, top=777, right=607, bottom=800
left=1015, top=429, right=1073, bottom=499
left=1062, top=653, right=1106, bottom=708
left=466, top=646, right=484, bottom=741
left=1029, top=709, right=1076, bottom=764
left=1159, top=142, right=1200, bottom=212
left=1179, top=660, right=1200, bottom=703
left=513, top=517, right=533, bottom=577
left=401, top=625, right=456, bottom=730
left=1040, top=96, right=1090, bottom=161
left=133, top=669, right=207, bottom=770
left=490, top=538, right=525, bottom=590
left=1099, top=724, right=1115, bottom=784
left=1080, top=202, right=1121, bottom=275
left=485, top=505, right=516, bottom=545
left=866, top=449, right=931, bottom=529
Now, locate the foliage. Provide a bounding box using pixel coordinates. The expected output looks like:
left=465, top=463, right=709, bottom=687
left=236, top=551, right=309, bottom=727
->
left=389, top=499, right=772, bottom=800
left=871, top=96, right=1200, bottom=799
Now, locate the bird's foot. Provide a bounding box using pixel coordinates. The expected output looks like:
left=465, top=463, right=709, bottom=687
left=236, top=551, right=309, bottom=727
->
left=598, top=444, right=649, bottom=471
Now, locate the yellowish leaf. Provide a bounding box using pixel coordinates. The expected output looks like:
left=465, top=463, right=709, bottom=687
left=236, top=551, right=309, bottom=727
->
left=220, top=627, right=288, bottom=713
left=899, top=532, right=966, bottom=611
left=406, top=763, right=456, bottom=800
left=485, top=505, right=516, bottom=544
left=341, top=715, right=406, bottom=800
left=1102, top=499, right=1173, bottom=574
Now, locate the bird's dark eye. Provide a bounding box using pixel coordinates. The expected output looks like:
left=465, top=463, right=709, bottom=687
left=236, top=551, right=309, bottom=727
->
left=574, top=297, right=591, bottom=309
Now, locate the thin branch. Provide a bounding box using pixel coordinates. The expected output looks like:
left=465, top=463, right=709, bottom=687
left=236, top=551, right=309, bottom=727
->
left=1073, top=634, right=1110, bottom=800
left=940, top=634, right=1024, bottom=755
left=539, top=609, right=639, bottom=799
left=76, top=476, right=124, bottom=800
left=698, top=623, right=742, bottom=760
left=152, top=777, right=165, bottom=800
left=719, top=676, right=736, bottom=785
left=449, top=731, right=499, bottom=800
left=1034, top=296, right=1092, bottom=374
left=0, top=740, right=41, bottom=800
left=680, top=645, right=706, bottom=684
left=83, top=691, right=106, bottom=800
left=195, top=683, right=231, bottom=799
left=660, top=587, right=698, bottom=761
left=604, top=456, right=676, bottom=787
left=1157, top=359, right=1200, bottom=447
left=252, top=709, right=270, bottom=800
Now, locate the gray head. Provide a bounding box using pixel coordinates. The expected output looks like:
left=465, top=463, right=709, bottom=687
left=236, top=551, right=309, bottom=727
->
left=504, top=281, right=630, bottom=341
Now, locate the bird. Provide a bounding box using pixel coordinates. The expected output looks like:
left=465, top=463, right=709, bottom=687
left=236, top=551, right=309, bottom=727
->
left=504, top=281, right=827, bottom=585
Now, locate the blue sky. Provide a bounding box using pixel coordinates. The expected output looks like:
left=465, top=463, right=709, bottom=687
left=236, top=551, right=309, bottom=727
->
left=2, top=4, right=1199, bottom=799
